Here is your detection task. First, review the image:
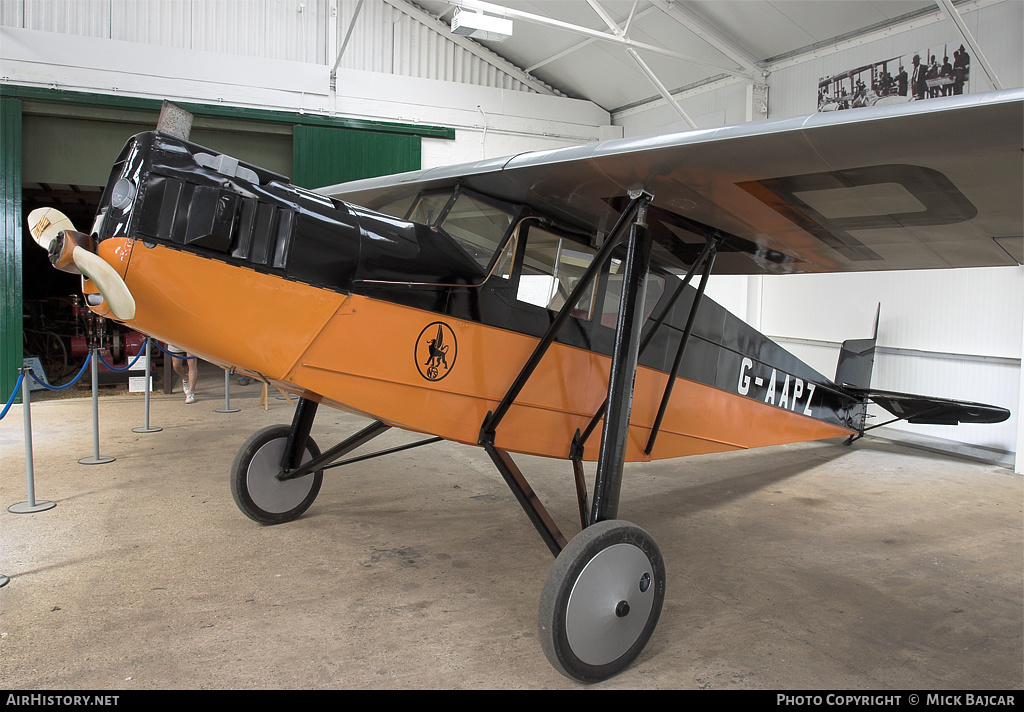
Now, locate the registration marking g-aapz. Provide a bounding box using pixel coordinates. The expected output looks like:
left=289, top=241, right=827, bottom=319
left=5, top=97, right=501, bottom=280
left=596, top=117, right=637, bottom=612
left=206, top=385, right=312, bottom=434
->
left=737, top=357, right=816, bottom=417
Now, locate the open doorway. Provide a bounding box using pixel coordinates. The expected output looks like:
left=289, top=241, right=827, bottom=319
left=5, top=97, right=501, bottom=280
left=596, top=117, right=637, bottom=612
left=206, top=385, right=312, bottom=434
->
left=20, top=181, right=153, bottom=394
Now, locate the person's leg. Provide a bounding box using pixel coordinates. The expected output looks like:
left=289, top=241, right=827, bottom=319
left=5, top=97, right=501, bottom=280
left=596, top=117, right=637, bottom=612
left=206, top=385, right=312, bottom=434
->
left=172, top=354, right=187, bottom=393
left=185, top=356, right=198, bottom=403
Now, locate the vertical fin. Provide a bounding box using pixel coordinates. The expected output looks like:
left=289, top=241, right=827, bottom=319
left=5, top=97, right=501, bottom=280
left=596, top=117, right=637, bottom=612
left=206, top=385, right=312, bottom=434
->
left=835, top=304, right=879, bottom=389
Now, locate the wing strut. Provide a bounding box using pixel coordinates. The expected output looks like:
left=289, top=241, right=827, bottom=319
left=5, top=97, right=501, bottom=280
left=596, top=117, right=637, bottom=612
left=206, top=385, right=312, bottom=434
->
left=589, top=197, right=654, bottom=524
left=480, top=193, right=650, bottom=440
left=479, top=192, right=654, bottom=554
left=571, top=229, right=724, bottom=459
left=645, top=235, right=720, bottom=456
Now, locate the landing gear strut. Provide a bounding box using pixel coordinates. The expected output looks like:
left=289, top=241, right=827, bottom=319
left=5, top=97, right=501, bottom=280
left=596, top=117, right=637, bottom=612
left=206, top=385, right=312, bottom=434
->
left=230, top=399, right=441, bottom=526
left=481, top=192, right=668, bottom=682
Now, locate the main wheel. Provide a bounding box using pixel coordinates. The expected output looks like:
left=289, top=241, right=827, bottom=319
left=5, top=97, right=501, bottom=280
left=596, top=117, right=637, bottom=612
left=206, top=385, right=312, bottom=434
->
left=538, top=520, right=665, bottom=683
left=230, top=425, right=323, bottom=525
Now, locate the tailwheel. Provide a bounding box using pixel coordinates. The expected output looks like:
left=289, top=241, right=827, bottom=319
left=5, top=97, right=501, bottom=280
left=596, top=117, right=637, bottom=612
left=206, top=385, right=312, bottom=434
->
left=538, top=520, right=665, bottom=683
left=230, top=425, right=323, bottom=525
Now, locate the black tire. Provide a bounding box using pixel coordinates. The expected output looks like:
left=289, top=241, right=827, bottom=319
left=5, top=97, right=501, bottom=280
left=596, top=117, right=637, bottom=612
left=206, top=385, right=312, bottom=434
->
left=538, top=520, right=665, bottom=683
left=230, top=425, right=323, bottom=525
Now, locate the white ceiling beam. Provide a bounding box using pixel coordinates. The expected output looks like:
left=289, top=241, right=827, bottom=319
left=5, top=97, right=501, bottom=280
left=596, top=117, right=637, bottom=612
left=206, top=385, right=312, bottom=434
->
left=648, top=0, right=762, bottom=79
left=586, top=0, right=627, bottom=38
left=444, top=0, right=751, bottom=77
left=525, top=37, right=597, bottom=73
left=524, top=5, right=660, bottom=73
left=587, top=0, right=697, bottom=128
left=934, top=0, right=1003, bottom=90
left=627, top=47, right=698, bottom=128
left=611, top=73, right=746, bottom=122
left=622, top=0, right=640, bottom=35
left=383, top=0, right=559, bottom=96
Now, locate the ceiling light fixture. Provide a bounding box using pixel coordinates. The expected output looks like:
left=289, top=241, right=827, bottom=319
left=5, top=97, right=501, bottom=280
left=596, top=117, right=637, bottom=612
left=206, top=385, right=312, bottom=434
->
left=451, top=8, right=513, bottom=43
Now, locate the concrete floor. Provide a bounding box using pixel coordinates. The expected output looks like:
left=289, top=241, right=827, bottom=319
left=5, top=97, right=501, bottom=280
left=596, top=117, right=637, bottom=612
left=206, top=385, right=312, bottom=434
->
left=1, top=362, right=1021, bottom=690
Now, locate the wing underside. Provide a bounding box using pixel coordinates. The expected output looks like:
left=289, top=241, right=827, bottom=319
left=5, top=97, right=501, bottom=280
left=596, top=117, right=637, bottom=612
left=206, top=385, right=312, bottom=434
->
left=324, top=89, right=1023, bottom=277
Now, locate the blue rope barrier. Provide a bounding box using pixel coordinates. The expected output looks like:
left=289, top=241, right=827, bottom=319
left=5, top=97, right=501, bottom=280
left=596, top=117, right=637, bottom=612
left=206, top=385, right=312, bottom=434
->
left=29, top=353, right=93, bottom=392
left=151, top=340, right=197, bottom=360
left=96, top=343, right=147, bottom=373
left=0, top=372, right=25, bottom=421
left=1, top=337, right=195, bottom=421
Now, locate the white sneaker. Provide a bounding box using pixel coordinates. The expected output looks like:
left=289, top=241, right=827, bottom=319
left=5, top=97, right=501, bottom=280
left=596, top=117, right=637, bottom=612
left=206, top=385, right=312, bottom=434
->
left=181, top=378, right=190, bottom=396
left=185, top=392, right=195, bottom=404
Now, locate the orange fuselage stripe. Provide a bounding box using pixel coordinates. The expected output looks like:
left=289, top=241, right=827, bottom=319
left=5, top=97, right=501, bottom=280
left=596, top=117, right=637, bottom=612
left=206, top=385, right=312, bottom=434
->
left=95, top=240, right=853, bottom=461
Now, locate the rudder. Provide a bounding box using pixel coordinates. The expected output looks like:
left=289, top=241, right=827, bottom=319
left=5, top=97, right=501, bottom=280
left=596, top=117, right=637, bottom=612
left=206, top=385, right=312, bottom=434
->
left=835, top=305, right=879, bottom=390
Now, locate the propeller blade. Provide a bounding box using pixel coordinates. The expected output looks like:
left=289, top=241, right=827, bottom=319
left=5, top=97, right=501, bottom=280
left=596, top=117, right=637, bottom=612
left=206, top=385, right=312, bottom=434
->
left=72, top=246, right=137, bottom=321
left=27, top=207, right=76, bottom=251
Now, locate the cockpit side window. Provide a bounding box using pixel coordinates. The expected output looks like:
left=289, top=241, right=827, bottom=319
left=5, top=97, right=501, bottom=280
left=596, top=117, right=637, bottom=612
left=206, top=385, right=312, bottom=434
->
left=437, top=193, right=514, bottom=272
left=407, top=193, right=451, bottom=226
left=405, top=190, right=515, bottom=275
left=516, top=226, right=598, bottom=320
left=600, top=258, right=666, bottom=329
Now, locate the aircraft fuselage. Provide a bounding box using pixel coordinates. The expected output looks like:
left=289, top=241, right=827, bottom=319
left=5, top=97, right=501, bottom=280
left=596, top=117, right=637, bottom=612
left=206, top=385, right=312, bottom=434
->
left=82, top=131, right=861, bottom=461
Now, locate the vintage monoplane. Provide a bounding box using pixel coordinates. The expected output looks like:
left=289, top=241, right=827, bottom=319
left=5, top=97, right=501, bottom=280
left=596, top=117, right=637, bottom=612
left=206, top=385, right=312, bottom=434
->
left=29, top=87, right=1021, bottom=682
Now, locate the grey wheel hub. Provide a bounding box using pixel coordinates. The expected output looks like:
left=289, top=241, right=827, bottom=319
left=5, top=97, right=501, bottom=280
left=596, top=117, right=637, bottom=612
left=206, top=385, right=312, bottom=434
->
left=246, top=439, right=316, bottom=515
left=565, top=542, right=657, bottom=666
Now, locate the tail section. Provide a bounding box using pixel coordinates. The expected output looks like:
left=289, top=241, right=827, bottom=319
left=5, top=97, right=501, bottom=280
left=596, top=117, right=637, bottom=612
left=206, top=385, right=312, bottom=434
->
left=843, top=387, right=1010, bottom=426
left=835, top=305, right=1010, bottom=443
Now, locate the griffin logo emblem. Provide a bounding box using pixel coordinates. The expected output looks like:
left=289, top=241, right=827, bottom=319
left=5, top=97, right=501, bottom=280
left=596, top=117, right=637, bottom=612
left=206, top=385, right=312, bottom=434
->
left=416, top=322, right=458, bottom=381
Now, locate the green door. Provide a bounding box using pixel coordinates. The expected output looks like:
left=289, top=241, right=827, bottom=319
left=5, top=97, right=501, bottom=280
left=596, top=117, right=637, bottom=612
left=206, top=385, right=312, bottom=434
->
left=1, top=97, right=23, bottom=403
left=292, top=125, right=421, bottom=190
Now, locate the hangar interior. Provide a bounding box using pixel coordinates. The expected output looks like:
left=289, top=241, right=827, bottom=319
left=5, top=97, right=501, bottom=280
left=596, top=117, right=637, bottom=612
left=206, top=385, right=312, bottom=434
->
left=0, top=0, right=1022, bottom=690
left=2, top=0, right=1022, bottom=468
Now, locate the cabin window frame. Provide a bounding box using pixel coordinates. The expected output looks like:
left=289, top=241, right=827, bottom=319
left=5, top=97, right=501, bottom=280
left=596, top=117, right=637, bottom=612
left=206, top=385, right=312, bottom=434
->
left=510, top=222, right=603, bottom=321
left=405, top=187, right=523, bottom=282
left=597, top=254, right=668, bottom=331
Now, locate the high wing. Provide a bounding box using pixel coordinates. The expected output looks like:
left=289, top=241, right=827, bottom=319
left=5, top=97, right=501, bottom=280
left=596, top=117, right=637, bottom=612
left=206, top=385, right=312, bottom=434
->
left=323, top=89, right=1023, bottom=277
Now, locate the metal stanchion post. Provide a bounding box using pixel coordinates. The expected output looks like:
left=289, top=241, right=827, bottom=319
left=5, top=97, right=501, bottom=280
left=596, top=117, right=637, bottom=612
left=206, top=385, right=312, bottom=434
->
left=216, top=368, right=240, bottom=414
left=79, top=346, right=114, bottom=465
left=133, top=338, right=162, bottom=433
left=9, top=366, right=56, bottom=514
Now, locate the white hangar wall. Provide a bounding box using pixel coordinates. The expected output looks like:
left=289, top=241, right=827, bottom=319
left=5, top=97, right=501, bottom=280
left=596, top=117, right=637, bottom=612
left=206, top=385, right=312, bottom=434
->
left=0, top=0, right=619, bottom=166
left=704, top=269, right=1024, bottom=470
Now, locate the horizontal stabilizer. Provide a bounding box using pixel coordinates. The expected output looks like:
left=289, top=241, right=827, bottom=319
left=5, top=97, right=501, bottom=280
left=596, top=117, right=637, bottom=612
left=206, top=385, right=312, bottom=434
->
left=845, top=387, right=1010, bottom=426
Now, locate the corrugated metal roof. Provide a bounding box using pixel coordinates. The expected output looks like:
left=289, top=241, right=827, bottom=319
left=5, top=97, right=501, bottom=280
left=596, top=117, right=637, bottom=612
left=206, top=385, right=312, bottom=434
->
left=1, top=0, right=1004, bottom=113
left=410, top=0, right=964, bottom=111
